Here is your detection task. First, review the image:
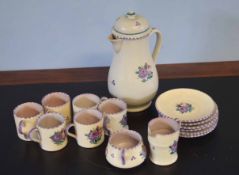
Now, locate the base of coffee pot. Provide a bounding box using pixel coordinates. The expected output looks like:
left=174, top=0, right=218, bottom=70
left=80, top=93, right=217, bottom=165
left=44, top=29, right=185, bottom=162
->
left=127, top=101, right=152, bottom=112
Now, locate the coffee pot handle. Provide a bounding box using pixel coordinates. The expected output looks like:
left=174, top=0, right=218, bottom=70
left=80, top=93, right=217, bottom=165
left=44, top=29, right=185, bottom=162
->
left=150, top=28, right=162, bottom=63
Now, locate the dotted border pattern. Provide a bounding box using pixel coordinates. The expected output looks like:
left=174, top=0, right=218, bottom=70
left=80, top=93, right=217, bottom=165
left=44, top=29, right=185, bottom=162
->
left=181, top=108, right=219, bottom=127
left=181, top=115, right=218, bottom=132
left=179, top=118, right=218, bottom=138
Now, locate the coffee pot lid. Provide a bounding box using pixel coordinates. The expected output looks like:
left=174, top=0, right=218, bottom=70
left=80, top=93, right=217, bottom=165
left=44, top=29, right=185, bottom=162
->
left=112, top=11, right=152, bottom=39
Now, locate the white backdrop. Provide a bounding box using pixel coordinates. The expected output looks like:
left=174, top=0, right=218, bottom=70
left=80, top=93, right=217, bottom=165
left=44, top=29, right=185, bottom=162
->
left=0, top=0, right=239, bottom=70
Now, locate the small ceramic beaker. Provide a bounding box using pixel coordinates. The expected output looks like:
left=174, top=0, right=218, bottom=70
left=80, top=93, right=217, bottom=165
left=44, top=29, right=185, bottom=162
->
left=106, top=129, right=146, bottom=169
left=42, top=92, right=71, bottom=124
left=72, top=93, right=104, bottom=114
left=98, top=98, right=128, bottom=135
left=148, top=117, right=180, bottom=166
left=28, top=113, right=67, bottom=151
left=13, top=102, right=44, bottom=141
left=66, top=109, right=104, bottom=148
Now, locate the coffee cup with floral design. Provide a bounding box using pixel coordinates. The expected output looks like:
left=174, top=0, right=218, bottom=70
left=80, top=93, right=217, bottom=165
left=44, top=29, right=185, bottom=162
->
left=42, top=92, right=72, bottom=124
left=28, top=112, right=68, bottom=151
left=66, top=109, right=104, bottom=148
left=98, top=98, right=128, bottom=135
left=72, top=93, right=106, bottom=114
left=14, top=102, right=44, bottom=141
left=148, top=117, right=180, bottom=166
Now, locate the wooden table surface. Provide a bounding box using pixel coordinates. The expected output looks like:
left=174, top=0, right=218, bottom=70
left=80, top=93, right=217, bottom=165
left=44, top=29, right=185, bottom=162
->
left=0, top=76, right=238, bottom=175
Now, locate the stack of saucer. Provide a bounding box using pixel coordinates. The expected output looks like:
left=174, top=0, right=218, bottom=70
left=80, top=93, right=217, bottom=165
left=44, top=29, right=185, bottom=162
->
left=155, top=88, right=219, bottom=138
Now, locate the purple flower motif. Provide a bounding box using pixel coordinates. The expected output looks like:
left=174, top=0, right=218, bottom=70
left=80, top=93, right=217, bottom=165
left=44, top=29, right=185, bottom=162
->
left=119, top=114, right=128, bottom=128
left=112, top=80, right=116, bottom=86
left=140, top=145, right=147, bottom=159
left=140, top=151, right=146, bottom=159
left=136, top=63, right=153, bottom=82
left=176, top=103, right=193, bottom=113
left=131, top=156, right=136, bottom=161
left=111, top=153, right=114, bottom=158
left=50, top=130, right=66, bottom=145
left=85, top=126, right=103, bottom=144
left=138, top=68, right=148, bottom=78
left=18, top=120, right=28, bottom=139
left=136, top=21, right=141, bottom=26
left=169, top=140, right=178, bottom=154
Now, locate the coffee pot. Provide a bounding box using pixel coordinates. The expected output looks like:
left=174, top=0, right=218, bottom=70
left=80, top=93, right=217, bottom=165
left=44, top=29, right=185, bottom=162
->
left=108, top=12, right=162, bottom=112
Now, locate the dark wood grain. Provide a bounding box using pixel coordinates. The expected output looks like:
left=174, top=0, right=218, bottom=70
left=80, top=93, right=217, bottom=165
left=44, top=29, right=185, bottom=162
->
left=0, top=61, right=238, bottom=85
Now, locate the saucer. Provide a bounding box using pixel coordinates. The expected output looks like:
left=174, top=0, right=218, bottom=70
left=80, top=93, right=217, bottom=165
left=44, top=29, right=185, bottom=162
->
left=156, top=88, right=216, bottom=123
left=155, top=88, right=219, bottom=138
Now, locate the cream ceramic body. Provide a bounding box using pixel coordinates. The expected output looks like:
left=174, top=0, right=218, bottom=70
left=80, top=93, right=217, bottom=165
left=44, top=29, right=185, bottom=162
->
left=44, top=102, right=71, bottom=124
left=42, top=92, right=72, bottom=124
left=29, top=113, right=68, bottom=151
left=98, top=98, right=128, bottom=135
left=106, top=130, right=146, bottom=169
left=14, top=102, right=44, bottom=141
left=148, top=117, right=180, bottom=166
left=66, top=109, right=104, bottom=148
left=108, top=12, right=162, bottom=112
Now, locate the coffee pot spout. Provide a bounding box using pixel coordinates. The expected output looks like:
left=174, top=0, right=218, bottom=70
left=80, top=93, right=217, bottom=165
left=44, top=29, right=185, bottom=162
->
left=108, top=34, right=123, bottom=54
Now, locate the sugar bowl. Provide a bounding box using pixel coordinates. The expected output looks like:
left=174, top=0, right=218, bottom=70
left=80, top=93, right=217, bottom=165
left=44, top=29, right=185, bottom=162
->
left=105, top=129, right=146, bottom=169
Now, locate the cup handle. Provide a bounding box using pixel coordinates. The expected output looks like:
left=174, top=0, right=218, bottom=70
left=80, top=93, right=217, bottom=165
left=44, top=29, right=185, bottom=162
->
left=66, top=124, right=77, bottom=139
left=97, top=97, right=108, bottom=110
left=28, top=128, right=41, bottom=143
left=100, top=97, right=108, bottom=101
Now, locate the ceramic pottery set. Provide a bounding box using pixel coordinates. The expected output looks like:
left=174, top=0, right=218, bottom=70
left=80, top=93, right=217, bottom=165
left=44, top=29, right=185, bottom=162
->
left=13, top=12, right=219, bottom=169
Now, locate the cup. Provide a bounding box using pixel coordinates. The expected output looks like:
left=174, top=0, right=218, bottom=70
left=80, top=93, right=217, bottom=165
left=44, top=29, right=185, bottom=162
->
left=148, top=117, right=180, bottom=166
left=66, top=109, right=104, bottom=148
left=28, top=113, right=67, bottom=151
left=72, top=93, right=103, bottom=114
left=13, top=102, right=44, bottom=141
left=105, top=129, right=146, bottom=169
left=42, top=92, right=71, bottom=124
left=98, top=98, right=128, bottom=135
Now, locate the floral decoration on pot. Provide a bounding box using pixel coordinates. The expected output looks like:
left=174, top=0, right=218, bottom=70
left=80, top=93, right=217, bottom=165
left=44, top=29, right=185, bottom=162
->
left=135, top=63, right=153, bottom=82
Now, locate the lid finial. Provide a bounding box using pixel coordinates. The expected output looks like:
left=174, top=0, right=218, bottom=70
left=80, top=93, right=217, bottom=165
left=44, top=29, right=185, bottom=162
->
left=126, top=11, right=136, bottom=19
